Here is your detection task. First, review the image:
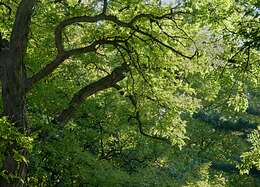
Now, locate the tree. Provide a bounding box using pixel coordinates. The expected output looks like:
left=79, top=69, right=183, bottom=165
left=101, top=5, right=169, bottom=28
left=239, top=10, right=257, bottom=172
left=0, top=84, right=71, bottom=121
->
left=0, top=0, right=259, bottom=186
left=0, top=0, right=198, bottom=185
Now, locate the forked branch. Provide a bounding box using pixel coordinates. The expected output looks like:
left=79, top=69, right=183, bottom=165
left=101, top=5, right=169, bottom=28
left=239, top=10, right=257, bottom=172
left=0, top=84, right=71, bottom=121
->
left=27, top=10, right=195, bottom=91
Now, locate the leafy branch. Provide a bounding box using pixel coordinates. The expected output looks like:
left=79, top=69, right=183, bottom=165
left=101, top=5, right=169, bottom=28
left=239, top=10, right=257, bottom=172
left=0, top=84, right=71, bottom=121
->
left=113, top=84, right=171, bottom=144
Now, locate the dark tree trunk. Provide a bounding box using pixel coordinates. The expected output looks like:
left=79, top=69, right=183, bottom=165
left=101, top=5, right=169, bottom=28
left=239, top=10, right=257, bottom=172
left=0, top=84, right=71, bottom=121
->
left=2, top=51, right=26, bottom=128
left=0, top=0, right=35, bottom=185
left=0, top=47, right=27, bottom=187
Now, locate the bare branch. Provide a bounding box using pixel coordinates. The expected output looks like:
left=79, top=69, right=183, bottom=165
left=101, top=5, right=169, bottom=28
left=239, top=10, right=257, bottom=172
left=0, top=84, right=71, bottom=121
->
left=54, top=15, right=124, bottom=53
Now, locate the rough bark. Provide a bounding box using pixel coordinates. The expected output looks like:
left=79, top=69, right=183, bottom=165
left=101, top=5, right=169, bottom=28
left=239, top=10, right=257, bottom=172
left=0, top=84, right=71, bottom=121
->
left=0, top=0, right=35, bottom=186
left=0, top=38, right=27, bottom=187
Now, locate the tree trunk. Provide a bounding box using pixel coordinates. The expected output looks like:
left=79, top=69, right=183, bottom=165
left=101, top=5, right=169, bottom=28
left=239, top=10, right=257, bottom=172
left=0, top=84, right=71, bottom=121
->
left=0, top=48, right=27, bottom=186
left=0, top=1, right=34, bottom=185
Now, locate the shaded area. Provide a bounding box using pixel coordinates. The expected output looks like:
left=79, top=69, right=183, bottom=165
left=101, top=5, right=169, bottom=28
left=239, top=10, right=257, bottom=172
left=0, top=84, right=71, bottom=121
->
left=211, top=160, right=260, bottom=178
left=193, top=111, right=258, bottom=132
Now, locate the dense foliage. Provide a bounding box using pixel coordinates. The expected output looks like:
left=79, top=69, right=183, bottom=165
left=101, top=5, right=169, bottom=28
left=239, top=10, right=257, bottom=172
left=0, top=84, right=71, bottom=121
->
left=0, top=0, right=259, bottom=186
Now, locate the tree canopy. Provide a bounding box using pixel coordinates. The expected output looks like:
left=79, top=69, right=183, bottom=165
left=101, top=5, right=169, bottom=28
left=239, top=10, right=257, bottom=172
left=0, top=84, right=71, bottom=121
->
left=0, top=0, right=259, bottom=186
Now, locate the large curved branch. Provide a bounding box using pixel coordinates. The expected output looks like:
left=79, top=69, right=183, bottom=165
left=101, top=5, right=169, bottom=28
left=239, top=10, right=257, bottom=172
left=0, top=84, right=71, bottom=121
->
left=54, top=12, right=179, bottom=52
left=54, top=63, right=129, bottom=125
left=54, top=15, right=108, bottom=53
left=28, top=10, right=193, bottom=90
left=54, top=13, right=193, bottom=57
left=26, top=38, right=127, bottom=91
